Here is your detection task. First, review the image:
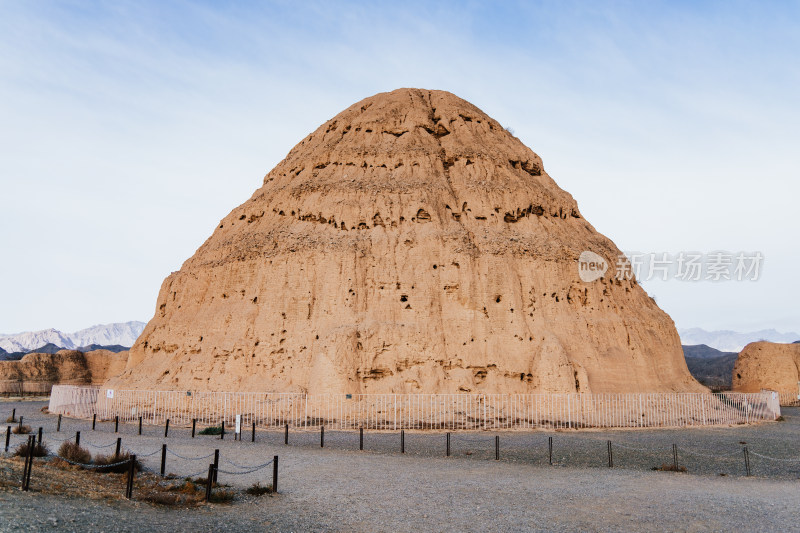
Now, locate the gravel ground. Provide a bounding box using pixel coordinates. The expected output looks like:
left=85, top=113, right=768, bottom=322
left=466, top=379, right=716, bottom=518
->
left=1, top=400, right=799, bottom=532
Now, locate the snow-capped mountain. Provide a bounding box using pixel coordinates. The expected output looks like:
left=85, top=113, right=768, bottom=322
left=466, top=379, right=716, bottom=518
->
left=679, top=328, right=800, bottom=353
left=0, top=321, right=146, bottom=353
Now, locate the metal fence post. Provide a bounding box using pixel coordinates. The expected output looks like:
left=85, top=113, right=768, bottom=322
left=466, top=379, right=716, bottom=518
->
left=321, top=426, right=325, bottom=448
left=272, top=455, right=279, bottom=493
left=115, top=437, right=122, bottom=459
left=213, top=449, right=219, bottom=483
left=75, top=431, right=80, bottom=446
left=252, top=421, right=256, bottom=443
left=360, top=427, right=364, bottom=451
left=125, top=454, right=137, bottom=499
left=92, top=414, right=96, bottom=430
left=37, top=427, right=42, bottom=446
left=164, top=419, right=170, bottom=438
left=4, top=426, right=10, bottom=452
left=57, top=414, right=62, bottom=432
left=401, top=429, right=405, bottom=454
left=285, top=424, right=289, bottom=445
left=25, top=436, right=34, bottom=490
left=548, top=436, right=553, bottom=465
left=205, top=463, right=214, bottom=501
left=608, top=441, right=613, bottom=467
left=138, top=416, right=142, bottom=435
left=22, top=435, right=34, bottom=491
left=192, top=419, right=196, bottom=438
left=672, top=444, right=678, bottom=471
left=495, top=435, right=499, bottom=460
left=115, top=416, right=119, bottom=433
left=743, top=446, right=751, bottom=476
left=446, top=432, right=450, bottom=457
left=160, top=444, right=167, bottom=477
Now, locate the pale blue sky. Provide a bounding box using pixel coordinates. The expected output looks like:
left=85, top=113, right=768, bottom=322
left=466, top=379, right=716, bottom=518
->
left=1, top=1, right=798, bottom=334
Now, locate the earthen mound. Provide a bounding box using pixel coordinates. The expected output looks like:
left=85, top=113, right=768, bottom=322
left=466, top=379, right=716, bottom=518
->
left=0, top=349, right=128, bottom=394
left=109, top=88, right=704, bottom=394
left=732, top=341, right=800, bottom=394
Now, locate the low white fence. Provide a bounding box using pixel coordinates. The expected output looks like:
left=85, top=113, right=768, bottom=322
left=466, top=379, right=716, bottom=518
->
left=48, top=386, right=781, bottom=430
left=778, top=391, right=800, bottom=407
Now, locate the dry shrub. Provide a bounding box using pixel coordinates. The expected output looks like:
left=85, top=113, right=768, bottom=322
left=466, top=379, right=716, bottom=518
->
left=652, top=463, right=687, bottom=473
left=11, top=425, right=31, bottom=435
left=189, top=476, right=227, bottom=488
left=169, top=480, right=199, bottom=495
left=94, top=451, right=140, bottom=474
left=198, top=425, right=223, bottom=435
left=40, top=406, right=49, bottom=414
left=14, top=440, right=49, bottom=458
left=5, top=416, right=16, bottom=423
left=245, top=482, right=273, bottom=496
left=140, top=479, right=209, bottom=506
left=56, top=441, right=91, bottom=466
left=209, top=488, right=235, bottom=503
left=141, top=491, right=180, bottom=505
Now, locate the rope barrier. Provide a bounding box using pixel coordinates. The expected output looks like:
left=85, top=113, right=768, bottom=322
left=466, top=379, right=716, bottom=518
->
left=166, top=449, right=216, bottom=461
left=748, top=451, right=800, bottom=462
left=221, top=457, right=271, bottom=470
left=134, top=448, right=163, bottom=458
left=604, top=441, right=659, bottom=453
left=216, top=459, right=274, bottom=475
left=49, top=454, right=130, bottom=469
left=677, top=447, right=742, bottom=459
left=83, top=440, right=117, bottom=449
left=184, top=468, right=211, bottom=479
left=453, top=436, right=495, bottom=444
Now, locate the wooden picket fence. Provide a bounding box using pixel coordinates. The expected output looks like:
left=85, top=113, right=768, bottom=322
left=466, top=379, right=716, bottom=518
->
left=48, top=386, right=781, bottom=430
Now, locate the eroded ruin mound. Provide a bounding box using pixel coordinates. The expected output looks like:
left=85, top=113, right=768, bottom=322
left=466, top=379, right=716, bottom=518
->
left=109, top=88, right=704, bottom=394
left=0, top=349, right=128, bottom=394
left=732, top=341, right=800, bottom=394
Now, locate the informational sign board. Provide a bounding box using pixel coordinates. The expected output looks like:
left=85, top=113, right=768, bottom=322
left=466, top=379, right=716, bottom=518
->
left=106, top=389, right=114, bottom=399
left=235, top=414, right=241, bottom=435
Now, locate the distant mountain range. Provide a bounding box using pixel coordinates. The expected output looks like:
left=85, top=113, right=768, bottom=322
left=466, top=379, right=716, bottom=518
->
left=679, top=328, right=800, bottom=352
left=682, top=344, right=738, bottom=390
left=0, top=321, right=145, bottom=354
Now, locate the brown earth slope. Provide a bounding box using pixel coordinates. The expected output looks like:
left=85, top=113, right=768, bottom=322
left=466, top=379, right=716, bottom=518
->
left=732, top=341, right=800, bottom=394
left=109, top=88, right=704, bottom=395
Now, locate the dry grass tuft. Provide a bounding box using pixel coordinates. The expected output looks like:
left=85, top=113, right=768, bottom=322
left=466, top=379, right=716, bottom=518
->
left=55, top=441, right=91, bottom=466
left=169, top=480, right=200, bottom=495
left=5, top=415, right=17, bottom=423
left=652, top=463, right=687, bottom=473
left=94, top=451, right=140, bottom=474
left=11, top=425, right=31, bottom=434
left=14, top=440, right=49, bottom=458
left=140, top=491, right=181, bottom=505
left=245, top=482, right=273, bottom=496
left=209, top=488, right=235, bottom=503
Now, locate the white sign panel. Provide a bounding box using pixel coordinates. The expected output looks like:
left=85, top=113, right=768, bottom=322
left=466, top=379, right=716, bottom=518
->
left=106, top=389, right=114, bottom=399
left=235, top=414, right=241, bottom=434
